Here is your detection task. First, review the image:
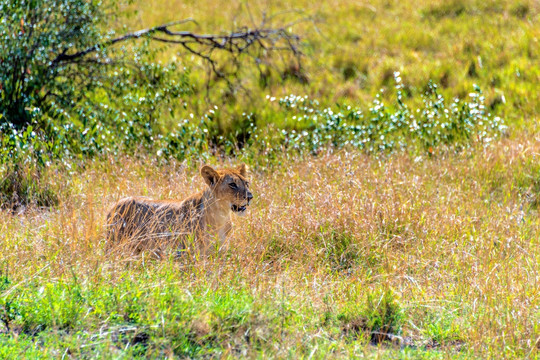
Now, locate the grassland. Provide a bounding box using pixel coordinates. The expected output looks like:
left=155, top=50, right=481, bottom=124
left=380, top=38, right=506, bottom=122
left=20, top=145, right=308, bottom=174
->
left=1, top=139, right=540, bottom=358
left=1, top=0, right=540, bottom=358
left=121, top=0, right=539, bottom=132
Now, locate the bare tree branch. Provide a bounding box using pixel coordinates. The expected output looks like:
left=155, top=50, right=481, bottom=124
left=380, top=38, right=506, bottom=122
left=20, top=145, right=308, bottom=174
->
left=47, top=14, right=309, bottom=102
left=50, top=18, right=302, bottom=67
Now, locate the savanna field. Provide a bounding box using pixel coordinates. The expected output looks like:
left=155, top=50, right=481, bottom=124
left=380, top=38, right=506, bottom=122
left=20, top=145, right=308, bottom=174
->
left=1, top=0, right=540, bottom=358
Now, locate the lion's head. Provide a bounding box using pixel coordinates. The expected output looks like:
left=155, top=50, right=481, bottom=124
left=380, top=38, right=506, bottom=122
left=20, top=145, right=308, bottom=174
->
left=200, top=164, right=253, bottom=216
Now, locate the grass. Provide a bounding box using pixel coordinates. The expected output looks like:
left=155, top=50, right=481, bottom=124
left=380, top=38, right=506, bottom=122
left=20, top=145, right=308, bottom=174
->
left=0, top=135, right=539, bottom=358
left=119, top=0, right=540, bottom=131
left=1, top=0, right=540, bottom=358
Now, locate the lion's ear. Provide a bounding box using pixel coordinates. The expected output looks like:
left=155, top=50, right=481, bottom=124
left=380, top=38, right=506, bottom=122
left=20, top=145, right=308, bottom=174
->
left=201, top=165, right=220, bottom=187
left=236, top=163, right=248, bottom=177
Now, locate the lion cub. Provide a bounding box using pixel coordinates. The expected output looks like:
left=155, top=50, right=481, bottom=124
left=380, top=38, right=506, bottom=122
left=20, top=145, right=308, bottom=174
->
left=106, top=164, right=252, bottom=256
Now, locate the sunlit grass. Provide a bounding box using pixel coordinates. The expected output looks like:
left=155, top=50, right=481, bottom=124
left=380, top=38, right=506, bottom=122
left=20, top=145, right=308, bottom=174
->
left=1, top=0, right=539, bottom=358
left=118, top=0, right=540, bottom=130
left=0, top=134, right=539, bottom=357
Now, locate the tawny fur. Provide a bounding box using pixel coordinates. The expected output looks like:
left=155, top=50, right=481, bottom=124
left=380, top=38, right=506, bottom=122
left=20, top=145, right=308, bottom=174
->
left=106, top=164, right=252, bottom=256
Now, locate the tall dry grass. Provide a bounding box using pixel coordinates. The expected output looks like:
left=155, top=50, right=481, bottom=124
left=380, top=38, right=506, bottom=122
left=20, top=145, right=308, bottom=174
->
left=1, top=135, right=539, bottom=357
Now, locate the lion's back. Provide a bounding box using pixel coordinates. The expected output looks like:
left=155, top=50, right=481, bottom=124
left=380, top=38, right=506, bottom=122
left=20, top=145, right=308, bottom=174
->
left=105, top=196, right=200, bottom=253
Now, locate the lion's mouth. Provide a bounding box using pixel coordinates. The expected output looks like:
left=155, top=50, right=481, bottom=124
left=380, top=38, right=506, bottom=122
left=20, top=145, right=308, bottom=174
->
left=231, top=204, right=248, bottom=213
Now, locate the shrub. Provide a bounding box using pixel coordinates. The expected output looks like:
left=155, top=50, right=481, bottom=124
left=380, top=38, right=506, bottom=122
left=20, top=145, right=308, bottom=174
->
left=0, top=0, right=105, bottom=128
left=0, top=0, right=192, bottom=156
left=272, top=73, right=507, bottom=156
left=0, top=0, right=190, bottom=205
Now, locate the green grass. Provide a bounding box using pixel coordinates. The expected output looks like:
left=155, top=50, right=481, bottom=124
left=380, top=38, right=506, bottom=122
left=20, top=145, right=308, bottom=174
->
left=120, top=0, right=540, bottom=132
left=0, top=265, right=414, bottom=358
left=0, top=261, right=477, bottom=358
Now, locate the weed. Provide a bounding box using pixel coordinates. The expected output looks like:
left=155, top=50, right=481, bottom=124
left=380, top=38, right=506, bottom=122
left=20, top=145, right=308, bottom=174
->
left=340, top=289, right=405, bottom=344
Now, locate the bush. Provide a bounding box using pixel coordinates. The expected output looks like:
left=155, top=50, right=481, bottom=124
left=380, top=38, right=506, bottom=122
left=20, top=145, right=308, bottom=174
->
left=272, top=73, right=507, bottom=156
left=0, top=0, right=192, bottom=206
left=0, top=0, right=105, bottom=128
left=0, top=0, right=191, bottom=157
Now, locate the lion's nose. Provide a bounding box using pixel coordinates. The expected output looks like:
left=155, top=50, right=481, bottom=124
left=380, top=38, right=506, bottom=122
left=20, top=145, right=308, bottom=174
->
left=247, top=192, right=253, bottom=202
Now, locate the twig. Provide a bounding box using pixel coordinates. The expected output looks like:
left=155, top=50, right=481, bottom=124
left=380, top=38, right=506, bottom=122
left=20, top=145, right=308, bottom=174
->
left=50, top=19, right=301, bottom=67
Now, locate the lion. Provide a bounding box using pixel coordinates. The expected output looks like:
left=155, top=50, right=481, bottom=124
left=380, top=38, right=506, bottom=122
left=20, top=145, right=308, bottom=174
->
left=105, top=164, right=252, bottom=256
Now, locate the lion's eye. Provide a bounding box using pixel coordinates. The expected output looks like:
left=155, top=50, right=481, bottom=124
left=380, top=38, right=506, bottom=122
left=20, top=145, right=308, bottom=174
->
left=229, top=183, right=238, bottom=189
